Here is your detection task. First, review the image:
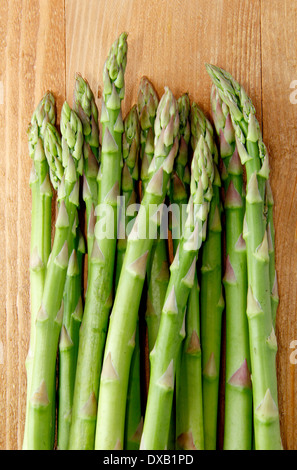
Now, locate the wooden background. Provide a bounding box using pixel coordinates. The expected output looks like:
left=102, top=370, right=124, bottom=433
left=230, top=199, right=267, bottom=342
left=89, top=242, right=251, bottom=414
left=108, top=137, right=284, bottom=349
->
left=1, top=0, right=297, bottom=450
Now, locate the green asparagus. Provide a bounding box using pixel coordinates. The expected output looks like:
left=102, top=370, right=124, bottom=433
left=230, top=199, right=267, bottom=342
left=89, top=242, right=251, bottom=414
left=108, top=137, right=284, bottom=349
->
left=73, top=73, right=100, bottom=277
left=191, top=102, right=223, bottom=450
left=26, top=103, right=83, bottom=449
left=145, top=240, right=170, bottom=354
left=137, top=76, right=159, bottom=196
left=210, top=84, right=252, bottom=450
left=206, top=64, right=282, bottom=450
left=23, top=38, right=283, bottom=453
left=94, top=87, right=180, bottom=450
left=56, top=73, right=99, bottom=450
left=173, top=94, right=204, bottom=451
left=23, top=92, right=56, bottom=450
left=116, top=104, right=140, bottom=286
left=175, top=273, right=204, bottom=450
left=115, top=104, right=142, bottom=450
left=136, top=77, right=162, bottom=421
left=143, top=93, right=192, bottom=450
left=57, top=228, right=85, bottom=449
left=137, top=78, right=167, bottom=394
left=170, top=93, right=191, bottom=253
left=137, top=78, right=168, bottom=355
left=140, top=133, right=215, bottom=450
left=265, top=179, right=279, bottom=328
left=169, top=93, right=191, bottom=451
left=68, top=32, right=128, bottom=450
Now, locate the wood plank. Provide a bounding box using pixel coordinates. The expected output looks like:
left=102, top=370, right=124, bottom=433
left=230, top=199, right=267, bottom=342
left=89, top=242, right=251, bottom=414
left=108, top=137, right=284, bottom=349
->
left=261, top=0, right=297, bottom=450
left=0, top=0, right=65, bottom=450
left=65, top=0, right=261, bottom=122
left=1, top=0, right=296, bottom=449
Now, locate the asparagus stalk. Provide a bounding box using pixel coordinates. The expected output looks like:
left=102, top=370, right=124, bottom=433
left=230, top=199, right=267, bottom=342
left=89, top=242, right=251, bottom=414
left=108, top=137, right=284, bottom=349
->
left=145, top=90, right=180, bottom=451
left=115, top=104, right=143, bottom=450
left=173, top=95, right=204, bottom=451
left=265, top=180, right=279, bottom=328
left=175, top=272, right=204, bottom=450
left=57, top=228, right=85, bottom=449
left=206, top=64, right=282, bottom=450
left=143, top=241, right=173, bottom=449
left=170, top=93, right=191, bottom=253
left=137, top=78, right=166, bottom=382
left=145, top=239, right=170, bottom=353
left=27, top=93, right=56, bottom=351
left=210, top=85, right=252, bottom=450
left=190, top=102, right=223, bottom=450
left=94, top=87, right=180, bottom=450
left=68, top=32, right=128, bottom=450
left=124, top=325, right=143, bottom=450
left=168, top=93, right=191, bottom=451
left=137, top=76, right=159, bottom=196
left=26, top=103, right=83, bottom=449
left=44, top=121, right=78, bottom=450
left=73, top=73, right=100, bottom=277
left=140, top=133, right=215, bottom=450
left=116, top=104, right=140, bottom=286
left=57, top=73, right=97, bottom=450
left=137, top=78, right=169, bottom=354
left=137, top=78, right=163, bottom=431
left=23, top=92, right=56, bottom=450
left=142, top=92, right=191, bottom=451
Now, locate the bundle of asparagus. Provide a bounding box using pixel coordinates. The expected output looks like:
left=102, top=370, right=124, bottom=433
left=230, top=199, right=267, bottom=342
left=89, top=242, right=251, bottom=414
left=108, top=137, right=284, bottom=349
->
left=23, top=33, right=282, bottom=450
left=206, top=64, right=281, bottom=450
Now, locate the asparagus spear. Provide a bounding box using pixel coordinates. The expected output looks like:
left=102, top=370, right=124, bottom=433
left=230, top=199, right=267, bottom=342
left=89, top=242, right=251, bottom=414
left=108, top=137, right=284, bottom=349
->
left=136, top=78, right=162, bottom=432
left=43, top=121, right=78, bottom=450
left=173, top=95, right=204, bottom=451
left=265, top=179, right=279, bottom=328
left=210, top=85, right=252, bottom=450
left=56, top=74, right=97, bottom=450
left=168, top=93, right=191, bottom=451
left=57, top=228, right=85, bottom=450
left=206, top=64, right=282, bottom=450
left=26, top=103, right=83, bottom=450
left=137, top=78, right=169, bottom=355
left=145, top=239, right=170, bottom=353
left=141, top=92, right=190, bottom=451
left=68, top=32, right=128, bottom=450
left=115, top=104, right=142, bottom=450
left=190, top=102, right=223, bottom=450
left=73, top=73, right=100, bottom=276
left=116, top=104, right=140, bottom=286
left=170, top=93, right=191, bottom=253
left=94, top=87, right=180, bottom=450
left=140, top=133, right=215, bottom=450
left=175, top=271, right=204, bottom=450
left=144, top=89, right=181, bottom=451
left=23, top=92, right=56, bottom=450
left=137, top=78, right=166, bottom=391
left=27, top=93, right=56, bottom=353
left=137, top=76, right=159, bottom=196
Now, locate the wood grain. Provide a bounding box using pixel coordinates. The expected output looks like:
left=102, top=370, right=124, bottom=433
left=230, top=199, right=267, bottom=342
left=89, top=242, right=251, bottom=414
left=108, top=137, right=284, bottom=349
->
left=65, top=0, right=262, bottom=124
left=0, top=0, right=65, bottom=450
left=0, top=0, right=296, bottom=449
